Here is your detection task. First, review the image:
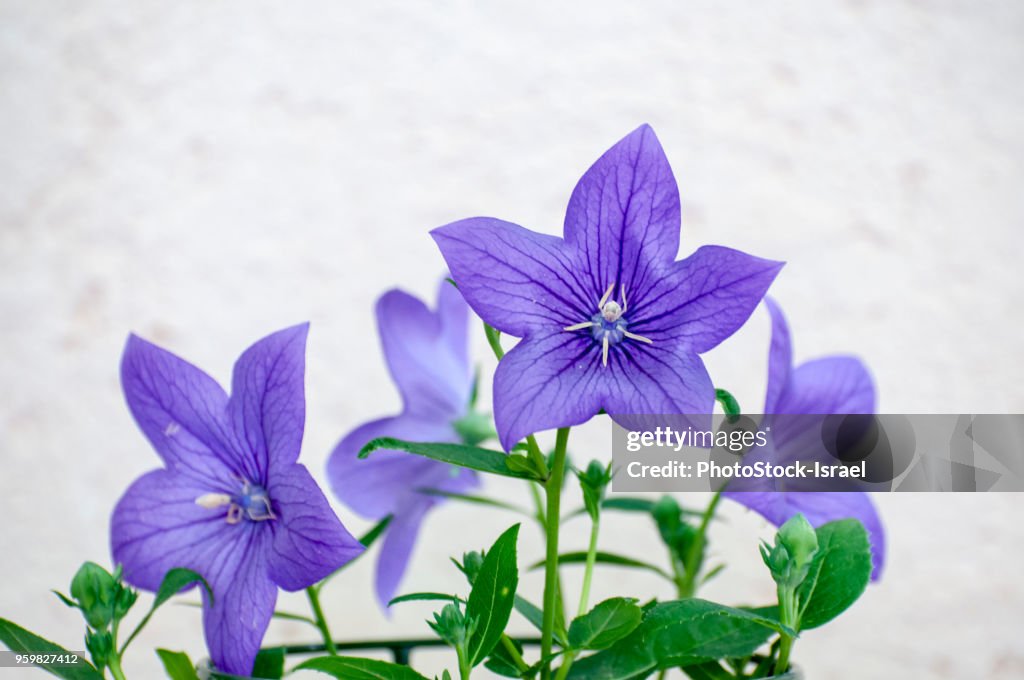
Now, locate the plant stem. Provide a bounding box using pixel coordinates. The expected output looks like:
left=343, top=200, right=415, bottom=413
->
left=577, top=515, right=600, bottom=615
left=457, top=644, right=472, bottom=680
left=499, top=635, right=530, bottom=674
left=305, top=586, right=337, bottom=656
left=773, top=585, right=798, bottom=675
left=540, top=427, right=570, bottom=679
left=107, top=620, right=128, bottom=680
left=679, top=490, right=722, bottom=598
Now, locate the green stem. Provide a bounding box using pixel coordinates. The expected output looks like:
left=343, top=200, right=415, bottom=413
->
left=773, top=585, right=798, bottom=675
left=540, top=427, right=570, bottom=679
left=107, top=620, right=128, bottom=680
left=305, top=586, right=337, bottom=656
left=499, top=635, right=530, bottom=674
left=678, top=491, right=723, bottom=597
left=457, top=644, right=472, bottom=680
left=577, top=516, right=600, bottom=615
left=529, top=482, right=547, bottom=529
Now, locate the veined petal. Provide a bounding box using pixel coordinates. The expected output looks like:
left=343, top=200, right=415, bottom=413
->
left=630, top=246, right=784, bottom=353
left=776, top=356, right=876, bottom=416
left=228, top=324, right=309, bottom=483
left=327, top=414, right=470, bottom=518
left=120, top=335, right=238, bottom=485
left=111, top=469, right=237, bottom=592
left=432, top=218, right=592, bottom=337
left=563, top=124, right=681, bottom=302
left=725, top=491, right=886, bottom=580
left=377, top=286, right=472, bottom=420
left=493, top=333, right=605, bottom=450
left=200, top=525, right=277, bottom=675
left=600, top=346, right=715, bottom=430
left=266, top=464, right=364, bottom=591
left=764, top=298, right=793, bottom=414
left=375, top=498, right=432, bottom=609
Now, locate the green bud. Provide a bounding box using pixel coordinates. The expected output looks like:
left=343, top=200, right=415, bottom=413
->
left=85, top=629, right=112, bottom=669
left=777, top=514, right=819, bottom=571
left=114, top=584, right=138, bottom=620
left=70, top=562, right=117, bottom=630
left=460, top=551, right=484, bottom=585
left=577, top=460, right=612, bottom=521
left=428, top=604, right=476, bottom=648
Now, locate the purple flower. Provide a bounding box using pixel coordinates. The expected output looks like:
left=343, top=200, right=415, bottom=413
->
left=431, top=125, right=783, bottom=451
left=111, top=325, right=364, bottom=675
left=724, top=298, right=886, bottom=579
left=327, top=282, right=478, bottom=608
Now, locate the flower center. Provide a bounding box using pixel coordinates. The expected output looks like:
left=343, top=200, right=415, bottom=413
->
left=195, top=480, right=277, bottom=524
left=563, top=283, right=653, bottom=367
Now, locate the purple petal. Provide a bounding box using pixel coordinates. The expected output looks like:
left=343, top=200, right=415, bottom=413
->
left=764, top=298, right=793, bottom=414
left=492, top=333, right=605, bottom=450
left=432, top=218, right=592, bottom=337
left=200, top=526, right=277, bottom=675
left=111, top=469, right=238, bottom=592
left=120, top=335, right=239, bottom=486
left=563, top=124, right=681, bottom=301
left=228, top=324, right=309, bottom=483
left=375, top=498, right=432, bottom=609
left=377, top=287, right=472, bottom=420
left=266, top=464, right=364, bottom=591
left=328, top=414, right=475, bottom=518
left=629, top=246, right=784, bottom=353
left=775, top=356, right=876, bottom=416
left=726, top=491, right=886, bottom=580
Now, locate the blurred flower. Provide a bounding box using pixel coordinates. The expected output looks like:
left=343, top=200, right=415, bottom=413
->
left=432, top=124, right=783, bottom=450
left=328, top=282, right=478, bottom=608
left=724, top=298, right=886, bottom=579
left=111, top=325, right=363, bottom=675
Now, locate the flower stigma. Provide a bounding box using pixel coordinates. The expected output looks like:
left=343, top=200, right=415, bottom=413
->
left=563, top=283, right=653, bottom=367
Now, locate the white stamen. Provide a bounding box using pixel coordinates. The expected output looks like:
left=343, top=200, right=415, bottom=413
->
left=195, top=493, right=232, bottom=509
left=564, top=321, right=596, bottom=332
left=623, top=330, right=653, bottom=344
left=226, top=505, right=243, bottom=524
left=597, top=283, right=615, bottom=310
left=602, top=335, right=610, bottom=367
left=621, top=285, right=628, bottom=314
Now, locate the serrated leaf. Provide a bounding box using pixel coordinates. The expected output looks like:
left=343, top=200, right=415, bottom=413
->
left=0, top=618, right=103, bottom=679
left=296, top=655, right=430, bottom=679
left=567, top=598, right=642, bottom=650
left=156, top=649, right=199, bottom=680
left=529, top=551, right=672, bottom=581
left=797, top=519, right=873, bottom=630
left=388, top=592, right=464, bottom=607
left=360, top=438, right=540, bottom=480
left=566, top=600, right=779, bottom=680
left=465, top=525, right=520, bottom=666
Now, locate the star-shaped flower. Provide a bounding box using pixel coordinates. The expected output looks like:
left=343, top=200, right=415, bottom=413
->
left=327, top=282, right=478, bottom=607
left=724, top=298, right=886, bottom=579
left=111, top=325, right=364, bottom=675
left=432, top=125, right=783, bottom=450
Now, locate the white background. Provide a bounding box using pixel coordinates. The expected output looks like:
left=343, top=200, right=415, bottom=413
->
left=2, top=2, right=1023, bottom=678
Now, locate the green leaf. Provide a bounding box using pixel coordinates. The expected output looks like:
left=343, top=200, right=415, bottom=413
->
left=154, top=568, right=212, bottom=609
left=417, top=488, right=528, bottom=516
left=567, top=598, right=643, bottom=650
left=0, top=618, right=103, bottom=679
left=156, top=649, right=199, bottom=680
left=485, top=637, right=525, bottom=678
left=530, top=551, right=673, bottom=582
left=359, top=438, right=540, bottom=480
left=565, top=600, right=779, bottom=680
left=465, top=524, right=520, bottom=667
left=359, top=515, right=393, bottom=550
left=514, top=595, right=568, bottom=647
left=252, top=647, right=285, bottom=679
left=388, top=592, right=465, bottom=607
left=797, top=519, right=873, bottom=630
left=297, top=655, right=430, bottom=679
left=601, top=497, right=656, bottom=513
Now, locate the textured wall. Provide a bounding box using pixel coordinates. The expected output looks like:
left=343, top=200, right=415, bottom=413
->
left=2, top=2, right=1023, bottom=678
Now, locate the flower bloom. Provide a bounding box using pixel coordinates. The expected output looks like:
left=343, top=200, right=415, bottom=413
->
left=111, top=325, right=364, bottom=674
left=328, top=282, right=478, bottom=607
left=724, top=298, right=886, bottom=579
left=432, top=125, right=783, bottom=450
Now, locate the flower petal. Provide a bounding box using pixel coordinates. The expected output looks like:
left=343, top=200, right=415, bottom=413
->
left=200, top=526, right=277, bottom=675
left=432, top=218, right=592, bottom=337
left=775, top=356, right=876, bottom=416
left=492, top=333, right=605, bottom=450
left=725, top=491, right=886, bottom=580
left=630, top=246, right=784, bottom=353
left=111, top=469, right=237, bottom=592
left=563, top=124, right=681, bottom=302
left=328, top=414, right=471, bottom=518
left=228, top=324, right=309, bottom=483
left=120, top=335, right=238, bottom=485
left=763, top=298, right=793, bottom=414
left=377, top=287, right=472, bottom=420
left=265, top=464, right=364, bottom=591
left=374, top=498, right=432, bottom=609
